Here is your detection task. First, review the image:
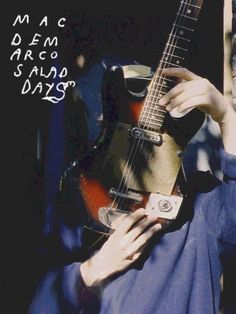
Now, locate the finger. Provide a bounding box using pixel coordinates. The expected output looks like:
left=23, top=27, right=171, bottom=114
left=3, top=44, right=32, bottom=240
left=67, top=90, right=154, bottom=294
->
left=111, top=212, right=130, bottom=229
left=125, top=244, right=146, bottom=261
left=115, top=208, right=147, bottom=236
left=162, top=67, right=201, bottom=81
left=119, top=216, right=158, bottom=249
left=176, top=94, right=210, bottom=113
left=126, top=223, right=162, bottom=257
left=159, top=81, right=187, bottom=106
left=165, top=87, right=204, bottom=111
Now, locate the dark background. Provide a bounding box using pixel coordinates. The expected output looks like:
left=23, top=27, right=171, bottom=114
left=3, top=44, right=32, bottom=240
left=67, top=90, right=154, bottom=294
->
left=1, top=1, right=225, bottom=313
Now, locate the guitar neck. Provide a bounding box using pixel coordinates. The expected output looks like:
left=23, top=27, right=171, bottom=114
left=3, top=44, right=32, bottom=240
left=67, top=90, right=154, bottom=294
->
left=139, top=0, right=204, bottom=132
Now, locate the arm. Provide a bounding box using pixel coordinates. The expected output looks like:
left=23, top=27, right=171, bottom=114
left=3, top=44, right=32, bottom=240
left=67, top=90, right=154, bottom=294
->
left=159, top=68, right=236, bottom=246
left=29, top=208, right=162, bottom=313
left=159, top=67, right=236, bottom=155
left=29, top=262, right=95, bottom=314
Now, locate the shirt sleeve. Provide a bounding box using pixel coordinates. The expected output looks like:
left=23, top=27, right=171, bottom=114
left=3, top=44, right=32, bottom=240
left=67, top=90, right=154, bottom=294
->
left=29, top=262, right=95, bottom=313
left=28, top=177, right=99, bottom=313
left=218, top=150, right=236, bottom=246
left=197, top=149, right=236, bottom=249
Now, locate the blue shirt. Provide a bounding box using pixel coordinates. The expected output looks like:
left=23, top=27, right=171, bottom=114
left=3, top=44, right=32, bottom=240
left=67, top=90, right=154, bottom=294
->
left=29, top=149, right=236, bottom=314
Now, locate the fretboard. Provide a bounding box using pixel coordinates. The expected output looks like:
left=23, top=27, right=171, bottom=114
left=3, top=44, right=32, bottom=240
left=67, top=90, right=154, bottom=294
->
left=139, top=0, right=204, bottom=132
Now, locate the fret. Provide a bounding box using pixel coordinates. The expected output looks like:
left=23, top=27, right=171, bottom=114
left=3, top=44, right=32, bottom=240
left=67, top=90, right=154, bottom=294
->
left=163, top=44, right=187, bottom=59
left=149, top=86, right=169, bottom=95
left=146, top=95, right=160, bottom=103
left=153, top=75, right=176, bottom=84
left=174, top=28, right=193, bottom=42
left=147, top=93, right=166, bottom=101
left=150, top=82, right=171, bottom=89
left=172, top=23, right=194, bottom=32
left=148, top=92, right=167, bottom=101
left=140, top=115, right=164, bottom=124
left=153, top=107, right=166, bottom=114
left=142, top=114, right=165, bottom=121
left=142, top=106, right=165, bottom=115
left=139, top=122, right=162, bottom=132
left=160, top=77, right=176, bottom=84
left=160, top=61, right=181, bottom=68
left=142, top=109, right=166, bottom=118
left=166, top=43, right=188, bottom=51
left=140, top=111, right=164, bottom=120
left=166, top=36, right=190, bottom=51
left=152, top=80, right=172, bottom=91
left=147, top=86, right=163, bottom=95
left=158, top=92, right=166, bottom=97
left=143, top=106, right=166, bottom=115
left=163, top=52, right=185, bottom=62
left=141, top=114, right=165, bottom=122
left=145, top=113, right=164, bottom=121
left=176, top=12, right=197, bottom=21
left=151, top=78, right=176, bottom=89
left=181, top=6, right=201, bottom=19
left=140, top=119, right=163, bottom=127
left=170, top=34, right=190, bottom=42
left=180, top=1, right=201, bottom=9
left=152, top=78, right=176, bottom=89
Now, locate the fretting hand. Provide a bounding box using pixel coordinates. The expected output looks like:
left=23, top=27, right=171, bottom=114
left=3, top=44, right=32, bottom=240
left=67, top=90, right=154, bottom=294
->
left=159, top=68, right=236, bottom=155
left=159, top=68, right=229, bottom=123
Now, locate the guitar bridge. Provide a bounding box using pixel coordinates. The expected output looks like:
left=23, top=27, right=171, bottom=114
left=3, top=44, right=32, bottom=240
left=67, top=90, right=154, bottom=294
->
left=109, top=188, right=143, bottom=203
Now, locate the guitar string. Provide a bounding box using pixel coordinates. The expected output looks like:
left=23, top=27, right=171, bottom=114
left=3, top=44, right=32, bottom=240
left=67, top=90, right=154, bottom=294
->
left=110, top=0, right=201, bottom=212
left=112, top=0, right=194, bottom=212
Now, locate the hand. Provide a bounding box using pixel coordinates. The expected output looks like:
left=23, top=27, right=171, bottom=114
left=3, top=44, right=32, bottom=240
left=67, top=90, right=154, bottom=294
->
left=80, top=208, right=162, bottom=289
left=159, top=67, right=236, bottom=155
left=159, top=68, right=230, bottom=124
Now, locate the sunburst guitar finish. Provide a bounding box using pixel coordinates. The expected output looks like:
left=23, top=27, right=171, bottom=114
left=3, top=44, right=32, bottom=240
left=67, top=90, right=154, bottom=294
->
left=63, top=0, right=205, bottom=234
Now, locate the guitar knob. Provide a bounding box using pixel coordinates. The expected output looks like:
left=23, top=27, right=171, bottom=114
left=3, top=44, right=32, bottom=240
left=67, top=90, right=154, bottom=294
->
left=158, top=199, right=172, bottom=212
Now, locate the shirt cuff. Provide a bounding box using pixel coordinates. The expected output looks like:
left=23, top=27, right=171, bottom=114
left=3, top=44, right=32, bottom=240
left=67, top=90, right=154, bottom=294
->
left=62, top=262, right=94, bottom=309
left=221, top=148, right=236, bottom=179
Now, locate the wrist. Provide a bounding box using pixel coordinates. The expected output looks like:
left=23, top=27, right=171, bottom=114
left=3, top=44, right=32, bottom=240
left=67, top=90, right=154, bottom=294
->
left=218, top=105, right=235, bottom=125
left=80, top=257, right=109, bottom=290
left=218, top=105, right=236, bottom=155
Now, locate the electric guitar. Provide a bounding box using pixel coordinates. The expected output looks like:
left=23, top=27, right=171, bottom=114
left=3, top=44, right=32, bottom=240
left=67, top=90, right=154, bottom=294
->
left=62, top=0, right=205, bottom=235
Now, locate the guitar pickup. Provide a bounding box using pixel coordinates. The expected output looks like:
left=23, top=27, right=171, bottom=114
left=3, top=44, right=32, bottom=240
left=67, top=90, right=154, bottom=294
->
left=130, top=127, right=163, bottom=146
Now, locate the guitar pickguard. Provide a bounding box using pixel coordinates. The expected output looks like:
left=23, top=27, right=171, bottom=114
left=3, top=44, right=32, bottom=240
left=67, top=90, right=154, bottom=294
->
left=102, top=122, right=183, bottom=195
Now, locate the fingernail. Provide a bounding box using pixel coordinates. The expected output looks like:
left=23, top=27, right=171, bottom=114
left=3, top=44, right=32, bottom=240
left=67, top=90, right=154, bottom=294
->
left=156, top=223, right=162, bottom=230
left=148, top=216, right=158, bottom=221
left=136, top=208, right=145, bottom=215
left=166, top=105, right=170, bottom=111
left=159, top=99, right=166, bottom=106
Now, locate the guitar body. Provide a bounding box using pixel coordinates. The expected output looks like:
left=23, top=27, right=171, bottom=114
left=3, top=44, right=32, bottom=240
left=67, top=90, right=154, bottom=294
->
left=61, top=0, right=205, bottom=235
left=67, top=66, right=204, bottom=234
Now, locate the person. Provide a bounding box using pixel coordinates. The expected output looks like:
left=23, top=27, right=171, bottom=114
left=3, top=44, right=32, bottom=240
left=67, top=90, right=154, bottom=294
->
left=29, top=67, right=236, bottom=314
